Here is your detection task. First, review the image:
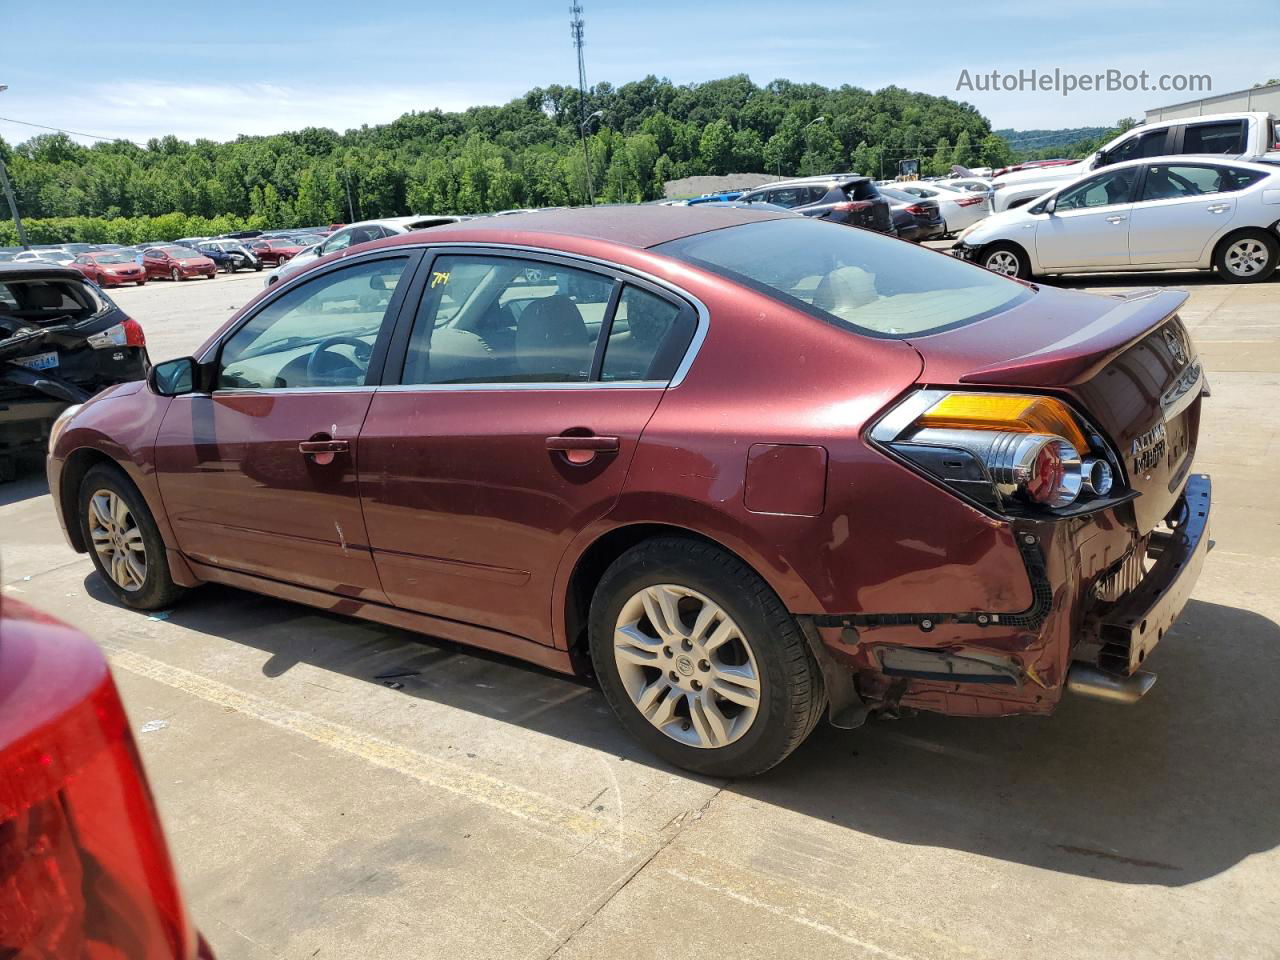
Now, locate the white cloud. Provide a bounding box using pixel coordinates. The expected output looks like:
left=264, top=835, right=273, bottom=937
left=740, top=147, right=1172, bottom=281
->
left=0, top=80, right=526, bottom=147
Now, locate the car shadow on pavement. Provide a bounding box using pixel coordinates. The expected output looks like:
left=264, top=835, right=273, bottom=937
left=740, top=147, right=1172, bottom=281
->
left=0, top=456, right=50, bottom=507
left=97, top=577, right=1279, bottom=888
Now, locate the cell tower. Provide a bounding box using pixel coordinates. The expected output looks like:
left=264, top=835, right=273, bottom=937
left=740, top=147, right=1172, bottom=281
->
left=570, top=2, right=595, bottom=204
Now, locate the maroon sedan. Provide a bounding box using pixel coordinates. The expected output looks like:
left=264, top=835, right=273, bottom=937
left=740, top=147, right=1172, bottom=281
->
left=248, top=237, right=311, bottom=266
left=46, top=207, right=1211, bottom=776
left=142, top=246, right=216, bottom=282
left=72, top=251, right=148, bottom=287
left=0, top=598, right=214, bottom=958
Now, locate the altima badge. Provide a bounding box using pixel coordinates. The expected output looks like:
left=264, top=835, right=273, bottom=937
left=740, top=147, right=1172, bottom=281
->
left=1132, top=422, right=1168, bottom=475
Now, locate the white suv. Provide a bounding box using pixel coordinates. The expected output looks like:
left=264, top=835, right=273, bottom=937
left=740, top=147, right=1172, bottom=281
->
left=264, top=215, right=468, bottom=287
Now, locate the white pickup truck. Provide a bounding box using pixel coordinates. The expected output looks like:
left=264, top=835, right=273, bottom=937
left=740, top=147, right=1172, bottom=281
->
left=992, top=112, right=1280, bottom=212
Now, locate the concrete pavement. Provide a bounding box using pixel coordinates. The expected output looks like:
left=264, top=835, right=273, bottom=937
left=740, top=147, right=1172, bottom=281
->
left=2, top=266, right=1278, bottom=959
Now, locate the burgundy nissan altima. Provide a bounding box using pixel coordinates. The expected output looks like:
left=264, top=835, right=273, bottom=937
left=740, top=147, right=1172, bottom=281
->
left=46, top=207, right=1211, bottom=776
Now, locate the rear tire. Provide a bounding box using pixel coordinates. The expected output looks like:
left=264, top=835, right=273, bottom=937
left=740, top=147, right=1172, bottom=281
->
left=78, top=463, right=187, bottom=611
left=980, top=242, right=1032, bottom=280
left=588, top=537, right=825, bottom=777
left=1214, top=230, right=1278, bottom=283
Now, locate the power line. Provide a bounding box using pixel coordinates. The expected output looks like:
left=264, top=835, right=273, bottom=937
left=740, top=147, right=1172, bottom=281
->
left=0, top=114, right=145, bottom=148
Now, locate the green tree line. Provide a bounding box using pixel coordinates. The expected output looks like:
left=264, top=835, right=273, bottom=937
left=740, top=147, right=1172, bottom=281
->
left=0, top=74, right=1015, bottom=243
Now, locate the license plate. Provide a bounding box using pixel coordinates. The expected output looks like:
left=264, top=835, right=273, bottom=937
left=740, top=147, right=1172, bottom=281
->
left=10, top=350, right=59, bottom=371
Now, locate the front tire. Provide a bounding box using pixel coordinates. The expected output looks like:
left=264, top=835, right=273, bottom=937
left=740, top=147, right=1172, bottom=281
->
left=980, top=242, right=1032, bottom=280
left=1214, top=230, right=1278, bottom=283
left=589, top=537, right=825, bottom=777
left=170, top=267, right=182, bottom=282
left=78, top=463, right=187, bottom=611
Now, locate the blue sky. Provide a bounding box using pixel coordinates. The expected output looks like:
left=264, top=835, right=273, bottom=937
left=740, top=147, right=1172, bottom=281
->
left=1, top=0, right=1274, bottom=147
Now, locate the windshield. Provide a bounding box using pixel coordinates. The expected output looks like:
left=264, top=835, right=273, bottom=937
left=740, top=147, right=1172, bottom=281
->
left=93, top=253, right=134, bottom=264
left=656, top=217, right=1032, bottom=338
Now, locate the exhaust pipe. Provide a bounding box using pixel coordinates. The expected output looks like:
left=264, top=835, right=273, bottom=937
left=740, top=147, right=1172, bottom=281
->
left=1067, top=664, right=1157, bottom=704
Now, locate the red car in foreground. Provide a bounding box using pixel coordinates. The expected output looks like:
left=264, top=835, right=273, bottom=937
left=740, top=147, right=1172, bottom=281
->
left=0, top=598, right=213, bottom=958
left=45, top=207, right=1211, bottom=776
left=71, top=251, right=147, bottom=287
left=141, top=246, right=216, bottom=282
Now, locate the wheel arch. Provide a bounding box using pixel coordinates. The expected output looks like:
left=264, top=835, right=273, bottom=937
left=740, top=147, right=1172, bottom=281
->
left=58, top=447, right=120, bottom=552
left=557, top=517, right=821, bottom=660
left=1210, top=225, right=1279, bottom=269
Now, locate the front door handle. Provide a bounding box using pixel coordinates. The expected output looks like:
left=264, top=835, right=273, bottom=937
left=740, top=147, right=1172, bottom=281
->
left=1206, top=203, right=1230, bottom=214
left=1105, top=215, right=1127, bottom=224
left=298, top=439, right=350, bottom=454
left=546, top=434, right=620, bottom=464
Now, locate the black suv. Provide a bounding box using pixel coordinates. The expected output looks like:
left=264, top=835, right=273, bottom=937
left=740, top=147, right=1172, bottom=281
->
left=0, top=264, right=149, bottom=481
left=736, top=175, right=896, bottom=235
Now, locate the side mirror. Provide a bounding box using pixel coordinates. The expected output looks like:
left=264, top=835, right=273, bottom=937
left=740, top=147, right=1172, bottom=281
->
left=148, top=357, right=197, bottom=396
left=1092, top=151, right=1108, bottom=169
left=1038, top=197, right=1056, bottom=215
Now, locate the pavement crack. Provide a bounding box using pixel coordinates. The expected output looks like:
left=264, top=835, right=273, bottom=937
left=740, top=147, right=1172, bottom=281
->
left=540, top=780, right=730, bottom=960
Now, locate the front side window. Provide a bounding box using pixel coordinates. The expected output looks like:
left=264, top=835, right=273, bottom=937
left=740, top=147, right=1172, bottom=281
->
left=657, top=217, right=1031, bottom=338
left=767, top=188, right=805, bottom=208
left=401, top=255, right=614, bottom=385
left=217, top=256, right=409, bottom=390
left=1183, top=120, right=1247, bottom=155
left=1106, top=129, right=1168, bottom=164
left=1054, top=167, right=1139, bottom=210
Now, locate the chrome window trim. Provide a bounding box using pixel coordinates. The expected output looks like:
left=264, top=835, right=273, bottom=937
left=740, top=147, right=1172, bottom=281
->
left=375, top=380, right=668, bottom=394
left=196, top=239, right=711, bottom=390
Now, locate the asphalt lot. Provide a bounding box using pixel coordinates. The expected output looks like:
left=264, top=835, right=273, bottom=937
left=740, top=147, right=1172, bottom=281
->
left=3, top=257, right=1280, bottom=959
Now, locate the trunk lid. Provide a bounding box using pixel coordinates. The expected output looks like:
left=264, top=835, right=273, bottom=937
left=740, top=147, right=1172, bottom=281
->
left=905, top=285, right=1203, bottom=533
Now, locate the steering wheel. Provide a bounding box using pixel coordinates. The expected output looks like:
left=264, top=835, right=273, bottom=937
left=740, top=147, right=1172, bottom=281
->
left=305, top=335, right=373, bottom=384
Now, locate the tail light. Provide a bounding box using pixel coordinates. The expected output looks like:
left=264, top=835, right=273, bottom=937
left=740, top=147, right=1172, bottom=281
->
left=87, top=318, right=146, bottom=349
left=955, top=196, right=985, bottom=207
left=870, top=390, right=1122, bottom=516
left=0, top=604, right=200, bottom=959
left=831, top=200, right=872, bottom=213
left=905, top=204, right=930, bottom=216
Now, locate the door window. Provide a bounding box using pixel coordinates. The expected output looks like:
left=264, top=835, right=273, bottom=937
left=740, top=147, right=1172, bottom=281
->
left=1054, top=167, right=1139, bottom=210
left=766, top=188, right=805, bottom=208
left=600, top=285, right=695, bottom=382
left=217, top=256, right=409, bottom=390
left=1183, top=120, right=1247, bottom=155
left=401, top=255, right=614, bottom=385
left=1105, top=129, right=1169, bottom=165
left=320, top=228, right=357, bottom=255
left=1139, top=164, right=1231, bottom=201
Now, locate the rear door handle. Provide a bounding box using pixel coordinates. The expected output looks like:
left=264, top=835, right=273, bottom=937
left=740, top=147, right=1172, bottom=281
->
left=298, top=439, right=350, bottom=454
left=546, top=434, right=620, bottom=464
left=545, top=435, right=619, bottom=452
left=1105, top=215, right=1127, bottom=224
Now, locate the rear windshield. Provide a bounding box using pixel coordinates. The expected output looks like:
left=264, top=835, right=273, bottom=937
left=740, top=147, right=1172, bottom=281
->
left=656, top=217, right=1032, bottom=338
left=0, top=279, right=101, bottom=333
left=845, top=181, right=879, bottom=201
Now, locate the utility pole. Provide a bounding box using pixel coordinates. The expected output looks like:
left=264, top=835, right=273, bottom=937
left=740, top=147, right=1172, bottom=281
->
left=570, top=3, right=595, bottom=206
left=0, top=84, right=30, bottom=249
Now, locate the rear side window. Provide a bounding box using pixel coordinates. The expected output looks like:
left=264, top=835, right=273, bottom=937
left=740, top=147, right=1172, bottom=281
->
left=1139, top=164, right=1259, bottom=200
left=1183, top=120, right=1247, bottom=155
left=600, top=286, right=695, bottom=382
left=657, top=217, right=1031, bottom=338
left=401, top=255, right=613, bottom=384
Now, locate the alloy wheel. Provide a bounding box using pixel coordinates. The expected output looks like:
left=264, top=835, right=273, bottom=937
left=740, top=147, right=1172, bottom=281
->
left=1224, top=239, right=1269, bottom=277
left=88, top=489, right=147, bottom=591
left=984, top=250, right=1021, bottom=276
left=170, top=267, right=180, bottom=281
left=613, top=583, right=761, bottom=749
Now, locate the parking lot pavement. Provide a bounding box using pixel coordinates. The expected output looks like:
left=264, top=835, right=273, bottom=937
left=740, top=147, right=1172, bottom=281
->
left=3, top=271, right=1280, bottom=959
